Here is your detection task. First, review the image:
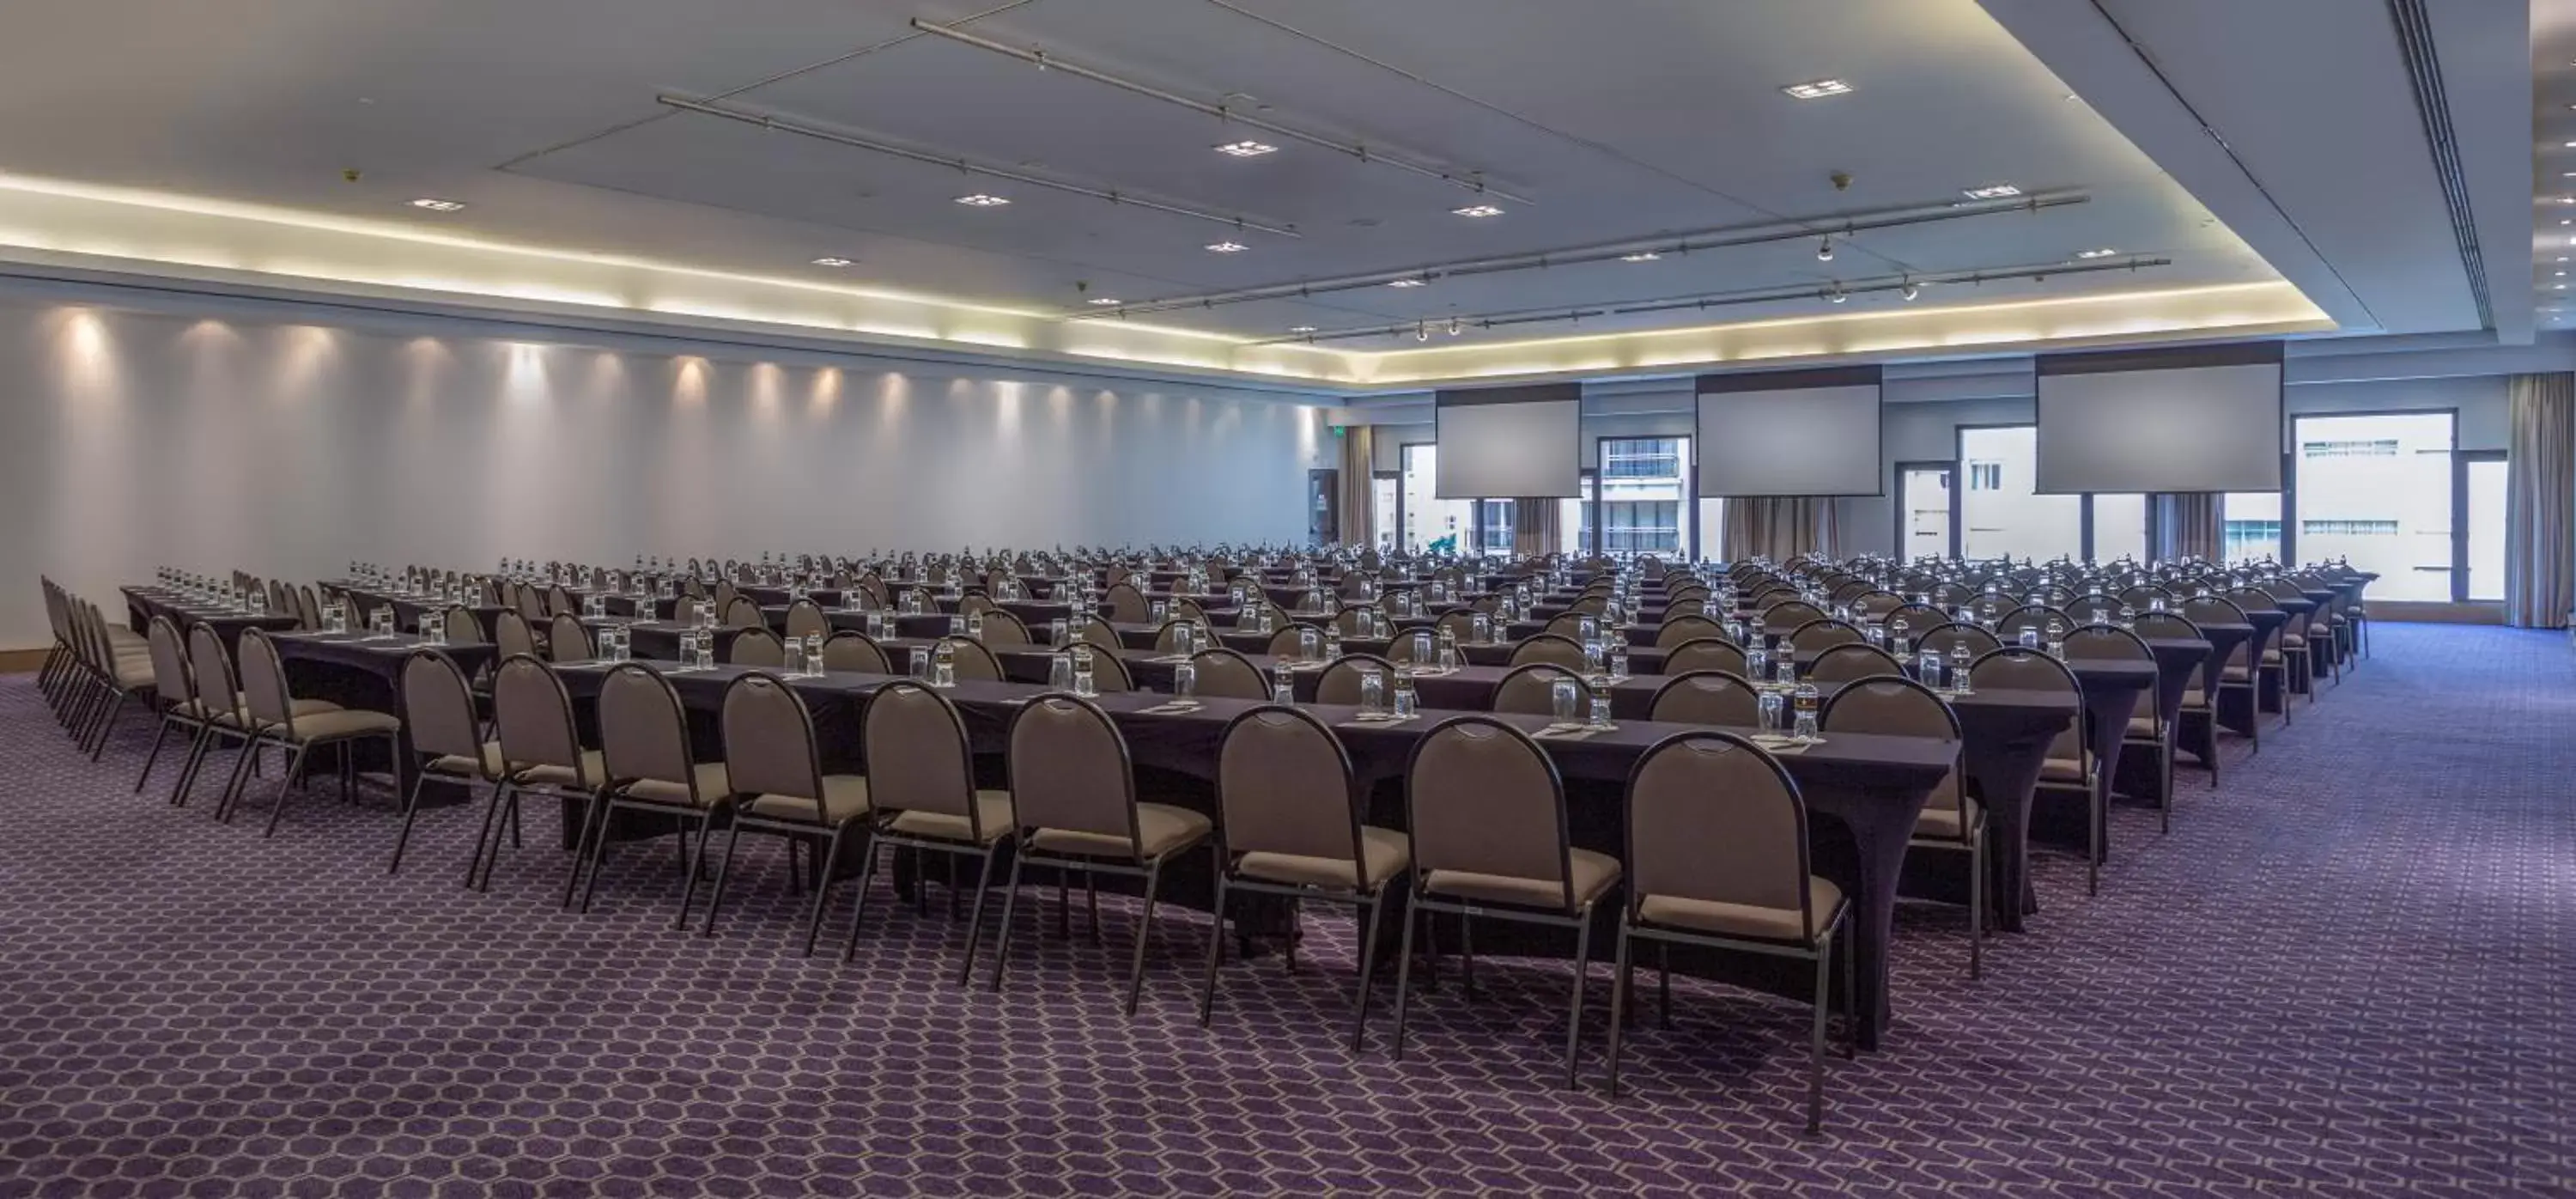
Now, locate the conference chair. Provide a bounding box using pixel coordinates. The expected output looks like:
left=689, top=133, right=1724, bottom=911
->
left=2066, top=623, right=2172, bottom=832
left=729, top=628, right=786, bottom=668
left=821, top=631, right=891, bottom=674
left=2180, top=594, right=2262, bottom=750
left=1761, top=600, right=1826, bottom=637
left=720, top=596, right=766, bottom=630
left=1605, top=731, right=1851, bottom=1132
left=1807, top=643, right=1903, bottom=685
left=571, top=663, right=735, bottom=922
left=2134, top=612, right=2221, bottom=787
left=547, top=614, right=594, bottom=663
left=1186, top=648, right=1268, bottom=700
left=988, top=695, right=1215, bottom=1014
left=1971, top=648, right=2102, bottom=895
left=938, top=636, right=1004, bottom=682
left=1200, top=705, right=1412, bottom=1049
left=1786, top=618, right=1864, bottom=654
left=1916, top=622, right=2001, bottom=665
left=1820, top=676, right=1979, bottom=977
left=133, top=617, right=204, bottom=800
left=1656, top=637, right=1742, bottom=679
left=392, top=648, right=502, bottom=877
left=1392, top=716, right=1619, bottom=1089
left=784, top=599, right=830, bottom=645
left=704, top=672, right=872, bottom=953
left=1654, top=615, right=1728, bottom=649
left=474, top=654, right=600, bottom=893
left=229, top=630, right=404, bottom=837
left=1648, top=671, right=1761, bottom=726
left=1315, top=654, right=1398, bottom=706
left=1493, top=662, right=1582, bottom=716
left=842, top=681, right=1016, bottom=981
left=1509, top=634, right=1589, bottom=673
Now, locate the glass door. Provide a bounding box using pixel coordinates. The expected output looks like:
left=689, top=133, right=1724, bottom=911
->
left=1895, top=463, right=1953, bottom=560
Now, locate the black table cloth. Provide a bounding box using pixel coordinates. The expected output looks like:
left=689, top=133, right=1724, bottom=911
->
left=269, top=631, right=498, bottom=794
left=122, top=587, right=302, bottom=652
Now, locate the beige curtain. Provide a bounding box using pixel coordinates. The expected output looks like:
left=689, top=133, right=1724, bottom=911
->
left=1723, top=498, right=1837, bottom=562
left=2150, top=493, right=2221, bottom=562
left=1514, top=497, right=1561, bottom=557
left=1334, top=424, right=1376, bottom=548
left=2506, top=373, right=2574, bottom=627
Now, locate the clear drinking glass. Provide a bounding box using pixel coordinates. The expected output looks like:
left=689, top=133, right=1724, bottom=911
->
left=1323, top=628, right=1342, bottom=660
left=1472, top=612, right=1492, bottom=643
left=1759, top=689, right=1785, bottom=732
left=1792, top=683, right=1820, bottom=741
left=1296, top=627, right=1320, bottom=661
left=1172, top=660, right=1197, bottom=700
left=1048, top=618, right=1068, bottom=646
left=910, top=647, right=930, bottom=680
left=1549, top=677, right=1582, bottom=724
left=1358, top=668, right=1386, bottom=715
left=1049, top=652, right=1075, bottom=690
left=1746, top=642, right=1769, bottom=679
left=2019, top=627, right=2041, bottom=649
left=785, top=638, right=808, bottom=676
left=950, top=615, right=966, bottom=636
left=2044, top=621, right=2066, bottom=660
left=1435, top=628, right=1458, bottom=669
left=373, top=609, right=394, bottom=638
left=1917, top=649, right=1943, bottom=690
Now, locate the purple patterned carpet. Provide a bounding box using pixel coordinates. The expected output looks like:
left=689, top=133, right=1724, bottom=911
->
left=2, top=623, right=2571, bottom=1196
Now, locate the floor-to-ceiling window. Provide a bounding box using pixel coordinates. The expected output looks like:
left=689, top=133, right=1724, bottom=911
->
left=1896, top=464, right=1954, bottom=560
left=2221, top=492, right=2284, bottom=563
left=1599, top=436, right=1692, bottom=556
left=2293, top=412, right=2454, bottom=601
left=2091, top=493, right=2148, bottom=563
left=2464, top=453, right=2506, bottom=602
left=1474, top=500, right=1516, bottom=555
left=1400, top=443, right=1475, bottom=554
left=1370, top=473, right=1399, bottom=552
left=1959, top=425, right=2082, bottom=561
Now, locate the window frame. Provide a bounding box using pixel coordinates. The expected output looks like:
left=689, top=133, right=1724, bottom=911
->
left=2457, top=448, right=2506, bottom=603
left=1894, top=460, right=1957, bottom=559
left=1593, top=432, right=1698, bottom=559
left=2286, top=407, right=2456, bottom=591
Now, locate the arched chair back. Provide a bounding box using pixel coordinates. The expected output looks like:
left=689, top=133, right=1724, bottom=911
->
left=1807, top=642, right=1903, bottom=685
left=1659, top=637, right=1745, bottom=677
left=1187, top=648, right=1270, bottom=700
left=1648, top=671, right=1760, bottom=726
left=1493, top=663, right=1581, bottom=716
left=1508, top=633, right=1588, bottom=672
left=729, top=628, right=785, bottom=668
left=1314, top=654, right=1396, bottom=706
left=821, top=631, right=890, bottom=674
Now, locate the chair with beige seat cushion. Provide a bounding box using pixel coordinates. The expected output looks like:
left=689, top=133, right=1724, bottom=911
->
left=1659, top=637, right=1746, bottom=678
left=73, top=599, right=156, bottom=760
left=706, top=672, right=872, bottom=953
left=1820, top=676, right=1981, bottom=977
left=494, top=609, right=540, bottom=663
left=1048, top=645, right=1134, bottom=693
left=1806, top=643, right=1904, bottom=685
left=475, top=654, right=603, bottom=893
left=1509, top=633, right=1589, bottom=673
left=1606, top=731, right=1850, bottom=1130
left=134, top=617, right=205, bottom=801
left=2065, top=623, right=2172, bottom=832
left=1996, top=605, right=2072, bottom=644
left=1186, top=648, right=1269, bottom=701
left=1653, top=614, right=1728, bottom=650
left=228, top=630, right=404, bottom=838
left=2134, top=611, right=2221, bottom=787
left=1314, top=654, right=1397, bottom=706
left=988, top=695, right=1215, bottom=1015
left=847, top=681, right=1016, bottom=982
left=393, top=648, right=503, bottom=877
left=719, top=595, right=766, bottom=630
left=1391, top=715, right=1619, bottom=1088
left=2237, top=585, right=2309, bottom=711
left=1649, top=670, right=1761, bottom=726
left=2180, top=594, right=2261, bottom=753
left=574, top=664, right=736, bottom=923
left=1971, top=647, right=2106, bottom=895
left=1200, top=705, right=1412, bottom=1049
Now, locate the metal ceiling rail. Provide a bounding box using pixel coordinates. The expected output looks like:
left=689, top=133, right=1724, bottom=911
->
left=1080, top=191, right=2089, bottom=319
left=654, top=93, right=1304, bottom=238
left=1243, top=254, right=2175, bottom=344
left=909, top=18, right=1534, bottom=207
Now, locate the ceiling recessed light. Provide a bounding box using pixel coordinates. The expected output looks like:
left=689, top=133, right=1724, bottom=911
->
left=1387, top=277, right=1428, bottom=288
left=2074, top=247, right=2119, bottom=259
left=1780, top=79, right=1854, bottom=100
left=1451, top=204, right=1504, bottom=218
left=2557, top=283, right=2567, bottom=289
left=1204, top=241, right=1248, bottom=253
left=810, top=256, right=853, bottom=267
left=1289, top=325, right=1318, bottom=333
left=2564, top=141, right=2576, bottom=148
left=2560, top=197, right=2575, bottom=204
left=954, top=193, right=1012, bottom=207
left=408, top=198, right=466, bottom=212
left=1620, top=252, right=1662, bottom=262
left=1961, top=184, right=2022, bottom=200
left=1212, top=140, right=1278, bottom=157
left=1085, top=296, right=1123, bottom=306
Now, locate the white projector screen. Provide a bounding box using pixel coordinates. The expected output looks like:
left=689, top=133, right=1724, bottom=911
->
left=1695, top=382, right=1884, bottom=496
left=1435, top=387, right=1581, bottom=497
left=2034, top=361, right=2283, bottom=493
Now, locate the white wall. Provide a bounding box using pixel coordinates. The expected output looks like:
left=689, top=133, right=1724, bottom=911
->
left=0, top=283, right=1331, bottom=648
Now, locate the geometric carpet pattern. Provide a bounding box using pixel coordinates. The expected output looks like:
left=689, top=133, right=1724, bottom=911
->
left=1, top=622, right=2569, bottom=1196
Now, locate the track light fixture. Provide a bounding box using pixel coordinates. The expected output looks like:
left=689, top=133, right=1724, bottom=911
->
left=1901, top=279, right=1920, bottom=301
left=1827, top=285, right=1848, bottom=303
left=1817, top=236, right=1834, bottom=262
left=1415, top=322, right=1430, bottom=342
left=1447, top=317, right=1462, bottom=337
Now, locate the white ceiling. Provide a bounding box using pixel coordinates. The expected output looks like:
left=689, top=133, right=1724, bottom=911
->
left=0, top=0, right=2534, bottom=386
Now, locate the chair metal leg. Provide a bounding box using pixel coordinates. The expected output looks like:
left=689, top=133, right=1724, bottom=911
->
left=1197, top=871, right=1230, bottom=1027
left=135, top=716, right=178, bottom=793
left=390, top=770, right=434, bottom=876
left=1605, top=921, right=1633, bottom=1099
left=86, top=694, right=129, bottom=760
left=952, top=843, right=1003, bottom=986
left=842, top=838, right=884, bottom=963
left=213, top=736, right=263, bottom=824
left=987, top=852, right=1030, bottom=993
left=1461, top=913, right=1477, bottom=1001
left=1123, top=857, right=1167, bottom=1017
left=1807, top=934, right=1831, bottom=1135
left=1283, top=896, right=1299, bottom=974
left=1841, top=918, right=1858, bottom=1062
left=576, top=799, right=622, bottom=914
left=1564, top=912, right=1595, bottom=1091
left=803, top=826, right=858, bottom=958
left=2087, top=778, right=2102, bottom=898
left=699, top=819, right=750, bottom=937
left=1390, top=892, right=1421, bottom=1062
left=1350, top=888, right=1391, bottom=1054
left=465, top=781, right=514, bottom=890
left=1658, top=941, right=1672, bottom=1029
left=562, top=794, right=608, bottom=910
left=168, top=726, right=215, bottom=807
left=673, top=812, right=718, bottom=930
left=262, top=744, right=313, bottom=838
left=1055, top=867, right=1071, bottom=940
left=1086, top=873, right=1102, bottom=945
left=1970, top=829, right=1986, bottom=980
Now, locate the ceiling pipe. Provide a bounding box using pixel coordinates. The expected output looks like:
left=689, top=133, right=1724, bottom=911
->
left=655, top=93, right=1303, bottom=238
left=1080, top=191, right=2088, bottom=318
left=909, top=18, right=1533, bottom=206
left=1247, top=255, right=2173, bottom=344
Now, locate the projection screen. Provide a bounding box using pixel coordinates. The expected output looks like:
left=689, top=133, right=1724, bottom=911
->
left=1434, top=383, right=1582, bottom=498
left=1694, top=368, right=1885, bottom=497
left=2033, top=346, right=2284, bottom=494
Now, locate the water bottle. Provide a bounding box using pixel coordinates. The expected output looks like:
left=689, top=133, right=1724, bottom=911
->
left=966, top=609, right=985, bottom=641
left=1792, top=682, right=1820, bottom=741
left=1393, top=667, right=1418, bottom=717
left=694, top=630, right=714, bottom=672
left=1949, top=642, right=1973, bottom=694
left=1072, top=645, right=1098, bottom=697
left=2044, top=621, right=2066, bottom=660
left=804, top=633, right=823, bottom=674
left=1607, top=642, right=1629, bottom=681
left=1435, top=627, right=1459, bottom=669
left=933, top=642, right=956, bottom=687
left=1323, top=626, right=1343, bottom=660
left=1587, top=679, right=1613, bottom=729
left=1358, top=668, right=1386, bottom=715
left=1048, top=618, right=1068, bottom=646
